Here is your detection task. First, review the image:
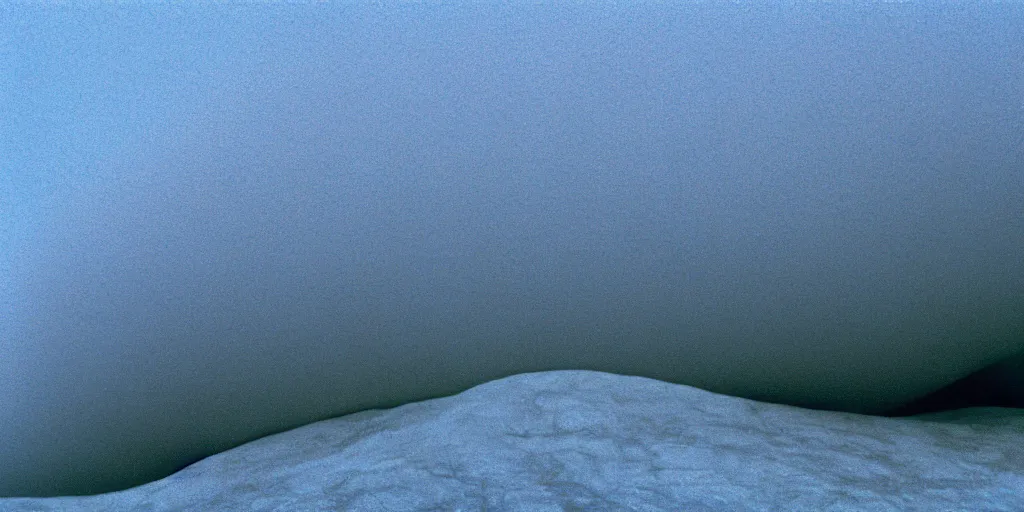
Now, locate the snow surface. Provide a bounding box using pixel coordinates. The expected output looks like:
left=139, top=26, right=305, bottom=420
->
left=3, top=370, right=1022, bottom=511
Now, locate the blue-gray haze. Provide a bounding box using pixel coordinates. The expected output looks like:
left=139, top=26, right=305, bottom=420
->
left=2, top=3, right=1022, bottom=497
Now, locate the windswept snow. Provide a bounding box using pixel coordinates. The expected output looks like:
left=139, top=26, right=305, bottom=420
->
left=3, top=370, right=1022, bottom=511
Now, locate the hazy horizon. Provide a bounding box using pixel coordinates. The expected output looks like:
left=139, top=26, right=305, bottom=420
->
left=3, top=3, right=1023, bottom=497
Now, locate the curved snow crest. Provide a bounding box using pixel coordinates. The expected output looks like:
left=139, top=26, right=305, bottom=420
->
left=4, top=370, right=1023, bottom=511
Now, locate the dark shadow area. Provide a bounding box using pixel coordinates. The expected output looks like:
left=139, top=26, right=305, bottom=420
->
left=883, top=349, right=1024, bottom=417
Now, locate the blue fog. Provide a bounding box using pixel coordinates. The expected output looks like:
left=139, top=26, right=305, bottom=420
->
left=2, top=3, right=1022, bottom=497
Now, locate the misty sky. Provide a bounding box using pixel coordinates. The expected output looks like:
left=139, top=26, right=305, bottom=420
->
left=2, top=3, right=1023, bottom=497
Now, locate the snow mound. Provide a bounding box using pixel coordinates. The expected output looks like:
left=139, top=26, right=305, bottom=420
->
left=4, top=370, right=1022, bottom=511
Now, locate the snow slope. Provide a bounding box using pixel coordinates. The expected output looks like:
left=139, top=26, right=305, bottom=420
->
left=2, top=370, right=1021, bottom=511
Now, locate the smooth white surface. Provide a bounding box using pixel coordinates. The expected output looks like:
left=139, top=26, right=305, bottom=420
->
left=4, top=370, right=1021, bottom=511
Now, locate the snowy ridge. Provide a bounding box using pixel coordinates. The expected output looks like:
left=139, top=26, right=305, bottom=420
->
left=3, top=370, right=1022, bottom=511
